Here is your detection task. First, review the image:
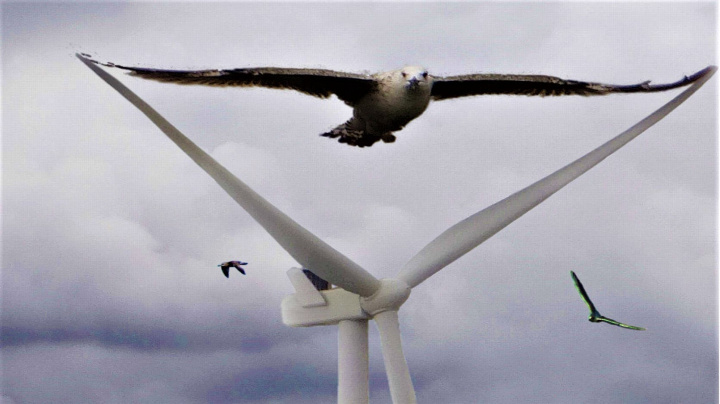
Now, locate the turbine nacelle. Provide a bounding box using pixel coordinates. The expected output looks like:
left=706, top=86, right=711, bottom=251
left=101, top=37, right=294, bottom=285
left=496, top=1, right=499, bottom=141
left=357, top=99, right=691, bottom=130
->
left=281, top=270, right=411, bottom=326
left=281, top=287, right=367, bottom=327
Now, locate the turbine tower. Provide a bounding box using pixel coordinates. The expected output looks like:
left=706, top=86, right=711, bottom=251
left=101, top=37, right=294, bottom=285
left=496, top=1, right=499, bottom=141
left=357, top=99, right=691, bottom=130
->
left=78, top=55, right=715, bottom=403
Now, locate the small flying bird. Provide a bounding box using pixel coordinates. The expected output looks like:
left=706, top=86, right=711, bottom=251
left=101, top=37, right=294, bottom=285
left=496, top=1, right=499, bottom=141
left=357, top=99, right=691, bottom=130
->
left=571, top=271, right=645, bottom=331
left=81, top=55, right=711, bottom=147
left=218, top=261, right=248, bottom=278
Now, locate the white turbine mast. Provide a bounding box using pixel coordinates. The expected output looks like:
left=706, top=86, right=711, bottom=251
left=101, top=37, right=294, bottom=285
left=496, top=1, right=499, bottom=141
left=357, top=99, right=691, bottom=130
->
left=78, top=55, right=715, bottom=403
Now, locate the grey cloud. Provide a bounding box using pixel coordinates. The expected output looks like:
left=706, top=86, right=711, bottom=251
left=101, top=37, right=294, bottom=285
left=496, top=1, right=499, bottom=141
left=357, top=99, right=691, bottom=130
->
left=3, top=2, right=715, bottom=403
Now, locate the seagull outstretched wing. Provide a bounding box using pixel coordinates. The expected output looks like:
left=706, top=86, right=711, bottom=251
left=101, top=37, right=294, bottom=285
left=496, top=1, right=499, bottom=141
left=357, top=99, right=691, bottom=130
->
left=570, top=271, right=645, bottom=331
left=595, top=315, right=646, bottom=331
left=431, top=67, right=713, bottom=100
left=85, top=57, right=375, bottom=105
left=571, top=270, right=598, bottom=315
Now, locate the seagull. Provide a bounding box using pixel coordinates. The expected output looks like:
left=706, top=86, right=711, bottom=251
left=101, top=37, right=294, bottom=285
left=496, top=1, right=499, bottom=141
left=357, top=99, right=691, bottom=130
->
left=571, top=271, right=645, bottom=330
left=80, top=55, right=711, bottom=147
left=218, top=261, right=248, bottom=278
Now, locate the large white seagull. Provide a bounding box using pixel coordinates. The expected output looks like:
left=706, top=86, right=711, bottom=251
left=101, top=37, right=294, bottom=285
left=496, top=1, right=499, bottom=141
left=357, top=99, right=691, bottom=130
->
left=83, top=55, right=711, bottom=147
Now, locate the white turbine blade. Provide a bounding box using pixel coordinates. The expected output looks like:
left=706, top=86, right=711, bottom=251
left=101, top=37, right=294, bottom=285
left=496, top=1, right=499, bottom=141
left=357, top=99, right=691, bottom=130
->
left=78, top=54, right=381, bottom=297
left=374, top=310, right=417, bottom=404
left=398, top=66, right=716, bottom=289
left=338, top=319, right=369, bottom=404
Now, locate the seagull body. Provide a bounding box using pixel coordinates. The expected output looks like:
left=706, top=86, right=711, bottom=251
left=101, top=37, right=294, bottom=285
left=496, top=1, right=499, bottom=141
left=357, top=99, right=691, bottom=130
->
left=219, top=261, right=248, bottom=278
left=337, top=66, right=432, bottom=145
left=85, top=56, right=710, bottom=147
left=571, top=271, right=645, bottom=330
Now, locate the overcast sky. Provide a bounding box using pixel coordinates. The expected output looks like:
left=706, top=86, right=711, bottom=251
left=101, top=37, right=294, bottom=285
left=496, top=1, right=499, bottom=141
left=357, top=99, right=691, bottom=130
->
left=3, top=2, right=717, bottom=403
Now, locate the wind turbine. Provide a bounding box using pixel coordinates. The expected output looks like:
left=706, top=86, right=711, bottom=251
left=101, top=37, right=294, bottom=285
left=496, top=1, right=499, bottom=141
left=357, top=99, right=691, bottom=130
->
left=78, top=55, right=715, bottom=403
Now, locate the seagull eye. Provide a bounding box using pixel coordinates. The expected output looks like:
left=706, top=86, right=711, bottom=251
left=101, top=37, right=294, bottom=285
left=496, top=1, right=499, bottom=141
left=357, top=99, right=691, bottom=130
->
left=422, top=71, right=428, bottom=78
left=401, top=72, right=407, bottom=78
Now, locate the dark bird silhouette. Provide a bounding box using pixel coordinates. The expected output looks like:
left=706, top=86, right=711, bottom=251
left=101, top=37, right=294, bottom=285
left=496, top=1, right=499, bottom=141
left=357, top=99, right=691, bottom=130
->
left=571, top=271, right=645, bottom=330
left=219, top=261, right=248, bottom=278
left=79, top=55, right=712, bottom=148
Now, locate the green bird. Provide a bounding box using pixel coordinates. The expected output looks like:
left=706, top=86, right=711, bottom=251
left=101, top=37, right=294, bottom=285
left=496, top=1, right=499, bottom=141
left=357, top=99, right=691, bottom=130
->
left=571, top=271, right=645, bottom=331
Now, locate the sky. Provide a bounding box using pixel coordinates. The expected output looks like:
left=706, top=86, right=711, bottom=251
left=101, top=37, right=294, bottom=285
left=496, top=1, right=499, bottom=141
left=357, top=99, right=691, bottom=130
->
left=2, top=2, right=717, bottom=403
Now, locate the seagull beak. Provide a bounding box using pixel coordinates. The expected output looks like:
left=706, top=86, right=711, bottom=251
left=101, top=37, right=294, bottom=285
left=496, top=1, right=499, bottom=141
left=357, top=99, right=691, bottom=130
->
left=406, top=76, right=421, bottom=90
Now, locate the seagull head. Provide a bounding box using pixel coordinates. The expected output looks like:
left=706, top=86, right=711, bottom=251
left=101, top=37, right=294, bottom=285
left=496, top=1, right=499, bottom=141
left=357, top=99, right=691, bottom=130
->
left=399, top=66, right=431, bottom=91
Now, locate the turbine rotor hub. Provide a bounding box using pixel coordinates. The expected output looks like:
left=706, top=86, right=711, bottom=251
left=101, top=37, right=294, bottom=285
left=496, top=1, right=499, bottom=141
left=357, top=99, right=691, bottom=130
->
left=360, top=278, right=411, bottom=316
